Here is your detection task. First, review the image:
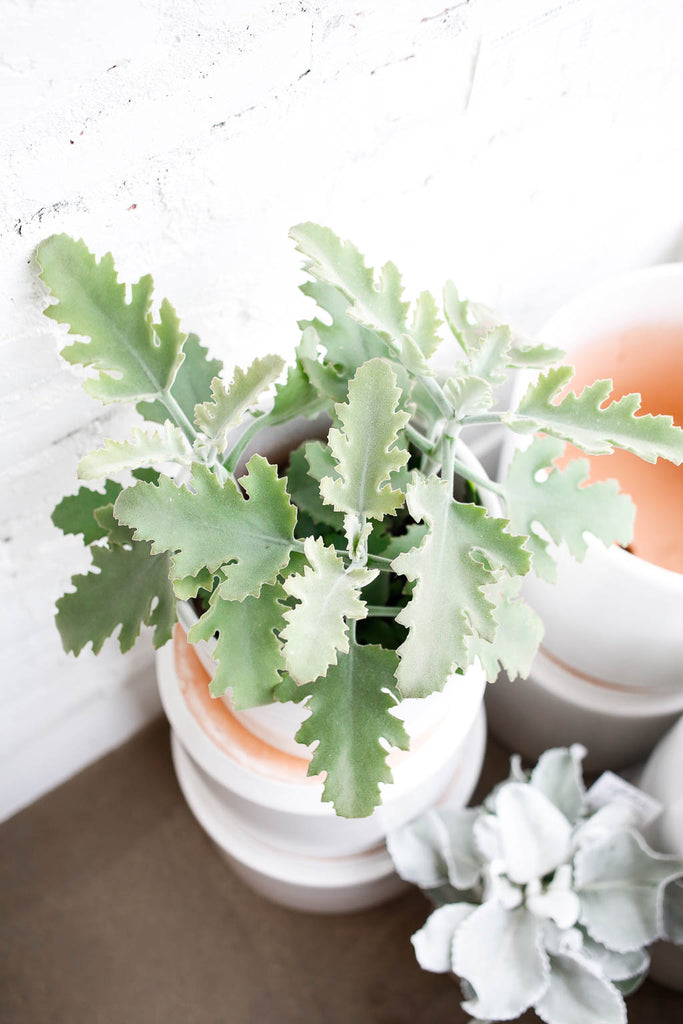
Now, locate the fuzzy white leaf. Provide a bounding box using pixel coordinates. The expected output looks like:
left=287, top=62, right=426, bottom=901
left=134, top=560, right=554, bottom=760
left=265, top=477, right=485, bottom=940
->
left=412, top=904, right=475, bottom=974
left=77, top=424, right=192, bottom=480
left=281, top=537, right=376, bottom=685
left=194, top=355, right=284, bottom=452
left=496, top=783, right=572, bottom=885
left=534, top=953, right=626, bottom=1024
left=453, top=903, right=550, bottom=1020
left=580, top=936, right=650, bottom=983
left=530, top=745, right=586, bottom=825
left=468, top=575, right=544, bottom=682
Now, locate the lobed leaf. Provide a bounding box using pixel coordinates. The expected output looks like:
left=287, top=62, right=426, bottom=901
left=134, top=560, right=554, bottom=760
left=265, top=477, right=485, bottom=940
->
left=392, top=475, right=530, bottom=697
left=52, top=480, right=123, bottom=544
left=194, top=355, right=285, bottom=452
left=503, top=435, right=635, bottom=582
left=534, top=953, right=626, bottom=1024
left=37, top=235, right=184, bottom=403
left=137, top=333, right=223, bottom=426
left=77, top=423, right=193, bottom=480
left=411, top=904, right=475, bottom=974
left=188, top=584, right=288, bottom=708
left=295, top=640, right=409, bottom=818
left=113, top=455, right=296, bottom=600
left=285, top=441, right=344, bottom=530
left=510, top=366, right=683, bottom=463
left=320, top=358, right=410, bottom=522
left=468, top=575, right=544, bottom=682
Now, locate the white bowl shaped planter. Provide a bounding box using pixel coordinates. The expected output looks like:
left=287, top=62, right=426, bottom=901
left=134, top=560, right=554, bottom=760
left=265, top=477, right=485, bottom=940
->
left=170, top=706, right=486, bottom=915
left=500, top=264, right=683, bottom=694
left=156, top=625, right=486, bottom=860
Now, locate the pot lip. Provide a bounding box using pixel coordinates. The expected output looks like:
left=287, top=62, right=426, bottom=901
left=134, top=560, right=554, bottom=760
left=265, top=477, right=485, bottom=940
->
left=506, top=261, right=683, bottom=594
left=169, top=707, right=486, bottom=888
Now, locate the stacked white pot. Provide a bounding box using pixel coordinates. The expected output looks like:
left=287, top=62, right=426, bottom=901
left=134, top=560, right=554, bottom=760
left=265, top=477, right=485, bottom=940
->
left=488, top=265, right=683, bottom=771
left=156, top=615, right=486, bottom=913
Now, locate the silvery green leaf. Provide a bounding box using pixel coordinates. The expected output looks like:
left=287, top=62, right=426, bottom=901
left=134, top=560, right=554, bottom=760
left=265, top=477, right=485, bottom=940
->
left=530, top=745, right=586, bottom=825
left=194, top=356, right=285, bottom=452
left=509, top=366, right=683, bottom=464
left=137, top=333, right=223, bottom=427
left=453, top=903, right=550, bottom=1020
left=439, top=808, right=485, bottom=891
left=534, top=953, right=626, bottom=1024
left=580, top=935, right=650, bottom=983
left=393, top=476, right=530, bottom=697
left=281, top=537, right=377, bottom=685
left=572, top=801, right=640, bottom=850
left=321, top=358, right=410, bottom=522
left=473, top=813, right=502, bottom=863
left=496, top=783, right=572, bottom=885
left=575, top=831, right=682, bottom=952
left=285, top=442, right=344, bottom=531
left=412, top=903, right=475, bottom=973
left=660, top=876, right=683, bottom=943
left=503, top=436, right=635, bottom=582
left=527, top=884, right=580, bottom=930
left=52, top=480, right=123, bottom=544
left=485, top=870, right=523, bottom=910
left=387, top=811, right=451, bottom=889
left=77, top=423, right=193, bottom=480
left=468, top=575, right=544, bottom=682
left=444, top=374, right=492, bottom=419
left=613, top=971, right=648, bottom=997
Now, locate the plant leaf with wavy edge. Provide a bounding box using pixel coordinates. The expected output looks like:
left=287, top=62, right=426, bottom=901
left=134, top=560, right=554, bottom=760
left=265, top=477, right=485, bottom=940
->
left=575, top=830, right=683, bottom=952
left=194, top=354, right=285, bottom=453
left=188, top=583, right=288, bottom=707
left=294, top=640, right=409, bottom=818
left=468, top=575, right=543, bottom=682
left=392, top=475, right=530, bottom=697
left=77, top=423, right=193, bottom=480
left=285, top=441, right=343, bottom=530
left=113, top=455, right=296, bottom=600
left=36, top=234, right=185, bottom=403
left=321, top=358, right=410, bottom=523
left=534, top=953, right=626, bottom=1024
left=503, top=435, right=635, bottom=582
left=509, top=366, right=683, bottom=463
left=291, top=223, right=441, bottom=364
left=496, top=783, right=572, bottom=885
left=661, top=877, right=683, bottom=943
left=55, top=539, right=175, bottom=655
left=412, top=904, right=476, bottom=974
left=137, top=333, right=223, bottom=426
left=52, top=480, right=123, bottom=544
left=270, top=333, right=331, bottom=421
left=299, top=278, right=389, bottom=380
left=281, top=537, right=377, bottom=685
left=453, top=903, right=550, bottom=1021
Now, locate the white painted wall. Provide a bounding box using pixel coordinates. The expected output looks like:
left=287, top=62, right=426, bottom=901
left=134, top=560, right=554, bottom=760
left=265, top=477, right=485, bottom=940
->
left=2, top=0, right=683, bottom=821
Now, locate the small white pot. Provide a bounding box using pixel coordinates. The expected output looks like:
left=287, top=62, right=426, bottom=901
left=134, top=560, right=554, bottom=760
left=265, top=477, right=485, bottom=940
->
left=156, top=627, right=485, bottom=858
left=169, top=706, right=486, bottom=915
left=500, top=264, right=683, bottom=694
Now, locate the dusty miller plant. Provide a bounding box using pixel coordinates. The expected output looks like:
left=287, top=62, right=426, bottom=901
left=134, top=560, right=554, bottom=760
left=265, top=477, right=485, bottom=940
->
left=388, top=746, right=683, bottom=1024
left=38, top=226, right=683, bottom=817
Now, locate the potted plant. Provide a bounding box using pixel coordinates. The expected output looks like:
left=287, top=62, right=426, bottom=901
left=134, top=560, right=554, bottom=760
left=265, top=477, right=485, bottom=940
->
left=37, top=227, right=683, bottom=900
left=388, top=744, right=683, bottom=1024
left=489, top=265, right=683, bottom=770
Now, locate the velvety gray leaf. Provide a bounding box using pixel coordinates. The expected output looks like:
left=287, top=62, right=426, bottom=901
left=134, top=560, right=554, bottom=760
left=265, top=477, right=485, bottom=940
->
left=496, top=783, right=572, bottom=885
left=530, top=745, right=586, bottom=824
left=411, top=903, right=475, bottom=973
left=534, top=953, right=626, bottom=1024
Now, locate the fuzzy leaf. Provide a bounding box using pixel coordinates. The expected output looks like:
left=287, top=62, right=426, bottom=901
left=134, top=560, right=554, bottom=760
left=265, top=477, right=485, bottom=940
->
left=412, top=904, right=475, bottom=973
left=281, top=537, right=377, bottom=685
left=496, top=783, right=572, bottom=885
left=575, top=831, right=682, bottom=952
left=114, top=456, right=296, bottom=600
left=285, top=442, right=344, bottom=530
left=56, top=539, right=175, bottom=654
left=468, top=575, right=544, bottom=682
left=393, top=476, right=530, bottom=697
left=194, top=355, right=285, bottom=452
left=52, top=480, right=123, bottom=544
left=534, top=953, right=626, bottom=1024
left=137, top=333, right=223, bottom=425
left=510, top=366, right=683, bottom=463
left=504, top=436, right=635, bottom=582
left=37, top=235, right=184, bottom=403
left=453, top=903, right=550, bottom=1021
left=188, top=584, right=288, bottom=707
left=295, top=640, right=409, bottom=818
left=270, top=342, right=329, bottom=422
left=530, top=744, right=586, bottom=825
left=580, top=937, right=649, bottom=983
left=661, top=876, right=683, bottom=943
left=321, top=359, right=410, bottom=522
left=78, top=423, right=193, bottom=480
left=389, top=808, right=482, bottom=892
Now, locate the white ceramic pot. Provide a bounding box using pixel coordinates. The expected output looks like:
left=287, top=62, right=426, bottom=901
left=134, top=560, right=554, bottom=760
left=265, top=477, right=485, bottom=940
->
left=500, top=264, right=683, bottom=694
left=156, top=627, right=485, bottom=858
left=170, top=706, right=486, bottom=914
left=489, top=265, right=683, bottom=767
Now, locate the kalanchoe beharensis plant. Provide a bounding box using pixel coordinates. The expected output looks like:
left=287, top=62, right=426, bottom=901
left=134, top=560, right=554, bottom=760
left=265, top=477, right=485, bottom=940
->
left=37, top=226, right=683, bottom=818
left=388, top=746, right=683, bottom=1024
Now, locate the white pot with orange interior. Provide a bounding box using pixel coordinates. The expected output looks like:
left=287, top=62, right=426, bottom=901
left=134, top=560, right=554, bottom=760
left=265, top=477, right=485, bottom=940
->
left=487, top=264, right=683, bottom=771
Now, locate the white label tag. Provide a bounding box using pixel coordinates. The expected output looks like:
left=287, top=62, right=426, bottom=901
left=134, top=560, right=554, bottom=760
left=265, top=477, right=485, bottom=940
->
left=585, top=772, right=663, bottom=828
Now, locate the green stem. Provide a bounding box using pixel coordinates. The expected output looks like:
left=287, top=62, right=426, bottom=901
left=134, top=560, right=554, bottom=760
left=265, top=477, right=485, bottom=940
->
left=160, top=390, right=199, bottom=443
left=366, top=605, right=400, bottom=618
left=418, top=374, right=453, bottom=419
left=405, top=422, right=436, bottom=455
left=461, top=412, right=505, bottom=427
left=451, top=453, right=505, bottom=499
left=223, top=412, right=272, bottom=475
left=366, top=552, right=394, bottom=571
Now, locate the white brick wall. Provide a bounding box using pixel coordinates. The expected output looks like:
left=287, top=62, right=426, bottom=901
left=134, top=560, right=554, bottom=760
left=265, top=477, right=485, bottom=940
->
left=2, top=0, right=683, bottom=820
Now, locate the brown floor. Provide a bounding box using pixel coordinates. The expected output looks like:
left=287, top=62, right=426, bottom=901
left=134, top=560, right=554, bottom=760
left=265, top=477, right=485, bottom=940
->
left=1, top=719, right=681, bottom=1024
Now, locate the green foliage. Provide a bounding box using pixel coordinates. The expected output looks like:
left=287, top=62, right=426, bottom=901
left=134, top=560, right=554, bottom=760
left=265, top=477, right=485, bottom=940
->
left=41, top=226, right=683, bottom=818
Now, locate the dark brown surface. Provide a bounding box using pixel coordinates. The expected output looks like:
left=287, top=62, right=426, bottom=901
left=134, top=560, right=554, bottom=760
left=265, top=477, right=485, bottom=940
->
left=1, top=719, right=681, bottom=1024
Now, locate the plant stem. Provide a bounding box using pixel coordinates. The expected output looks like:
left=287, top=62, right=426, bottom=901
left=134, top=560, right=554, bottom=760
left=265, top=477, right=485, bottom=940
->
left=366, top=552, right=394, bottom=572
left=461, top=412, right=505, bottom=427
left=367, top=605, right=400, bottom=618
left=405, top=422, right=436, bottom=455
left=161, top=391, right=199, bottom=443
left=451, top=453, right=505, bottom=499
left=418, top=374, right=453, bottom=419
left=223, top=413, right=271, bottom=475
